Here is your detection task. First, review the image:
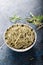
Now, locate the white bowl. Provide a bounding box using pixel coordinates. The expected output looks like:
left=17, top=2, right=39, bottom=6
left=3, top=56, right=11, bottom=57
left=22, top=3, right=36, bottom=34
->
left=3, top=24, right=37, bottom=52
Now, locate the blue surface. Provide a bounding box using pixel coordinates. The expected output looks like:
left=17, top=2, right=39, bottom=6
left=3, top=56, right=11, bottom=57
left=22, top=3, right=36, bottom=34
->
left=0, top=0, right=43, bottom=65
left=0, top=27, right=43, bottom=65
left=0, top=19, right=43, bottom=63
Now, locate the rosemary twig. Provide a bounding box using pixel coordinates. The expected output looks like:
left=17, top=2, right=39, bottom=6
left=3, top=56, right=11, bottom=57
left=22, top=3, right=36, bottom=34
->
left=26, top=12, right=43, bottom=29
left=9, top=13, right=43, bottom=30
left=9, top=15, right=21, bottom=23
left=37, top=25, right=43, bottom=30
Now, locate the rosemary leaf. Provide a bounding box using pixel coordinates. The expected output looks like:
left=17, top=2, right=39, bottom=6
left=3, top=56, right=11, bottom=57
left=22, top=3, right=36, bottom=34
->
left=9, top=15, right=21, bottom=23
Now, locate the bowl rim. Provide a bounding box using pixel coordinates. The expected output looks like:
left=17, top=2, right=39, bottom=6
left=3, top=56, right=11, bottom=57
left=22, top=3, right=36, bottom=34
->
left=3, top=23, right=37, bottom=52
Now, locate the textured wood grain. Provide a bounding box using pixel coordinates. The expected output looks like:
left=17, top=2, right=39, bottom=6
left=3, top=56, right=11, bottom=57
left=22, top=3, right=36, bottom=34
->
left=0, top=0, right=43, bottom=65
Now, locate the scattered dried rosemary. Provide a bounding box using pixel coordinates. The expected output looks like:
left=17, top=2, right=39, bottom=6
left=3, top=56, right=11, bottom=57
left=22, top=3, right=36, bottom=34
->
left=30, top=57, right=34, bottom=60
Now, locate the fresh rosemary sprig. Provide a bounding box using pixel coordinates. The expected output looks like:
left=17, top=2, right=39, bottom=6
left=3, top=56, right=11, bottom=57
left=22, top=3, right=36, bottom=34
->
left=26, top=12, right=43, bottom=26
left=9, top=15, right=21, bottom=23
left=26, top=12, right=43, bottom=30
left=9, top=13, right=43, bottom=30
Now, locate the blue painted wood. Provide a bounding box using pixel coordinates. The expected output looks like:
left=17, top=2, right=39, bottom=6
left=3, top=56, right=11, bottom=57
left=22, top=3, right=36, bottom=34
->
left=0, top=0, right=43, bottom=65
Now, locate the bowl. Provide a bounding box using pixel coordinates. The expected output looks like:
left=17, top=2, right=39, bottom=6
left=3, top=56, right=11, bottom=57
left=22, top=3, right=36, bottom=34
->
left=3, top=24, right=37, bottom=52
